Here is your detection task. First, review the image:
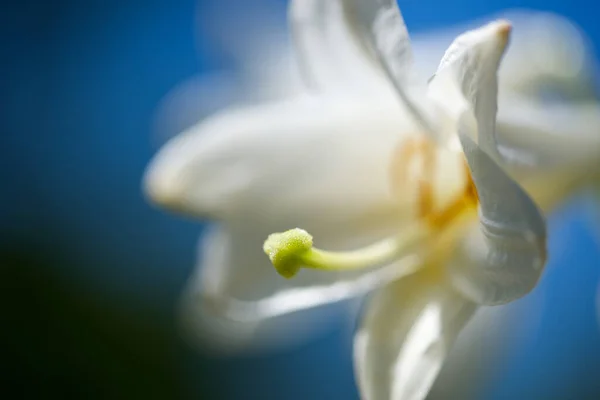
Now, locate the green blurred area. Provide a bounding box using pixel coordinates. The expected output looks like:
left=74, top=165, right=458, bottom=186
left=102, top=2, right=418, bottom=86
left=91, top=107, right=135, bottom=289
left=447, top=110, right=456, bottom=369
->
left=0, top=239, right=186, bottom=398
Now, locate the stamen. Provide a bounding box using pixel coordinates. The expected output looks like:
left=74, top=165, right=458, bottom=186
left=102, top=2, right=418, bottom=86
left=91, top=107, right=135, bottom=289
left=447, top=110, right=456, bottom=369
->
left=263, top=224, right=428, bottom=279
left=390, top=136, right=436, bottom=218
left=426, top=162, right=478, bottom=228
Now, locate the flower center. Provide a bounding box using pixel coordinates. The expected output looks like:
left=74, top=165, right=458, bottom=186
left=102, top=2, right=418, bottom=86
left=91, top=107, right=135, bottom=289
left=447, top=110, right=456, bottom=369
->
left=390, top=135, right=479, bottom=229
left=263, top=135, right=479, bottom=279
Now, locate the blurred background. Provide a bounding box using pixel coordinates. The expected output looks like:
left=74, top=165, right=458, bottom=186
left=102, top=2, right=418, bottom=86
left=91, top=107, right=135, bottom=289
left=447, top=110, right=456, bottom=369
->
left=2, top=0, right=599, bottom=398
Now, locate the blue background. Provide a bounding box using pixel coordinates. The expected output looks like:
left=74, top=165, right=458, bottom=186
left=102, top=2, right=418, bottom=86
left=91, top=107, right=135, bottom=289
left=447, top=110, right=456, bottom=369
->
left=2, top=0, right=599, bottom=398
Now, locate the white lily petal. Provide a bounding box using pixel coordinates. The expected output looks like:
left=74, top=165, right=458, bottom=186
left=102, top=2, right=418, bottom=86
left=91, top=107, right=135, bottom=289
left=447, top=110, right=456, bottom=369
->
left=288, top=0, right=334, bottom=91
left=144, top=94, right=420, bottom=222
left=451, top=116, right=547, bottom=305
left=429, top=20, right=512, bottom=158
left=289, top=0, right=391, bottom=95
left=354, top=273, right=476, bottom=400
left=210, top=253, right=423, bottom=322
left=412, top=10, right=595, bottom=99
left=428, top=22, right=548, bottom=304
left=351, top=0, right=441, bottom=139
left=179, top=225, right=262, bottom=353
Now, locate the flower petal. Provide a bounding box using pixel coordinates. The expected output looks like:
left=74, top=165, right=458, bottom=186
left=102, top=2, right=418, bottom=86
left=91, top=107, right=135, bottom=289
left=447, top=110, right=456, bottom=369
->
left=144, top=94, right=417, bottom=222
left=289, top=0, right=391, bottom=95
left=354, top=272, right=476, bottom=400
left=428, top=21, right=548, bottom=305
left=350, top=0, right=442, bottom=139
left=411, top=10, right=595, bottom=99
left=428, top=20, right=514, bottom=158
left=448, top=115, right=547, bottom=305
left=204, top=252, right=423, bottom=323
left=496, top=96, right=600, bottom=170
left=494, top=97, right=600, bottom=211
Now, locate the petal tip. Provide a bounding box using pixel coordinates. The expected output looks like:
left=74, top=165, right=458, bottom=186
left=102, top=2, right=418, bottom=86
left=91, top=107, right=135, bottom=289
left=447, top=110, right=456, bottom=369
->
left=495, top=20, right=512, bottom=42
left=142, top=161, right=184, bottom=210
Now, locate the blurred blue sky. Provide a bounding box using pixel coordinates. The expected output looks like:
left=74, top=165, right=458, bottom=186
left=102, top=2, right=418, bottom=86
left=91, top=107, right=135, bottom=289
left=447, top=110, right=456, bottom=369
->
left=1, top=0, right=599, bottom=398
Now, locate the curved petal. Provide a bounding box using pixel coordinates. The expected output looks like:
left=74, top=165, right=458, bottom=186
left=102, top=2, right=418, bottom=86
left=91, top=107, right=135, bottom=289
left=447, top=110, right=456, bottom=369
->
left=428, top=20, right=512, bottom=158
left=428, top=21, right=548, bottom=305
left=430, top=19, right=599, bottom=241
left=411, top=10, right=596, bottom=99
left=349, top=0, right=442, bottom=139
left=288, top=0, right=337, bottom=91
left=354, top=272, right=476, bottom=400
left=449, top=116, right=547, bottom=305
left=204, top=253, right=423, bottom=323
left=289, top=0, right=391, bottom=96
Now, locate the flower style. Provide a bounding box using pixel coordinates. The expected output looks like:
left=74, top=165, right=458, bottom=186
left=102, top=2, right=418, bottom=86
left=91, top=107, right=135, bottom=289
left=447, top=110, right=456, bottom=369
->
left=144, top=0, right=600, bottom=395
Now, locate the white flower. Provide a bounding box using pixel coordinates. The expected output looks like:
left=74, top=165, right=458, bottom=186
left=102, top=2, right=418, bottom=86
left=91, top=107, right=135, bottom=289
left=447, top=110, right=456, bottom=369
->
left=145, top=1, right=600, bottom=391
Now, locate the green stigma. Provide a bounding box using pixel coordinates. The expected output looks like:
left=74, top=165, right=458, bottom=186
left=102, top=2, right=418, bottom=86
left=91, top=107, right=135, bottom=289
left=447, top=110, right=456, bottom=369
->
left=263, top=228, right=313, bottom=278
